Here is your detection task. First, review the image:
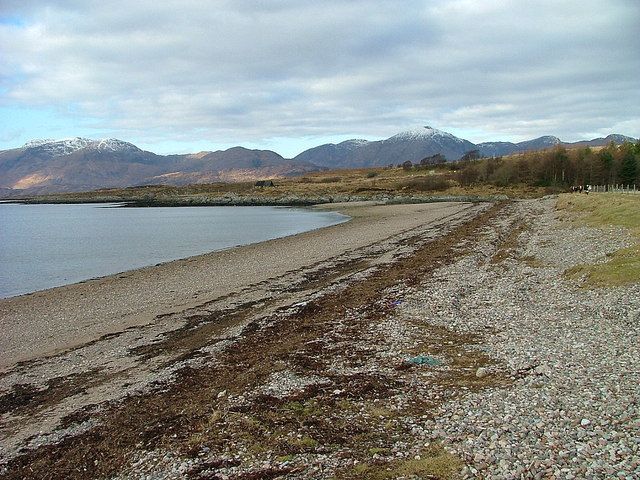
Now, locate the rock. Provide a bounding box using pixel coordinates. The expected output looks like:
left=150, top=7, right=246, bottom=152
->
left=534, top=365, right=550, bottom=376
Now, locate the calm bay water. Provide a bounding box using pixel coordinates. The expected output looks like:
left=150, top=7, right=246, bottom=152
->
left=0, top=203, right=348, bottom=298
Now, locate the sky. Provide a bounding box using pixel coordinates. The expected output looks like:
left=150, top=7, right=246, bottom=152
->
left=0, top=0, right=638, bottom=158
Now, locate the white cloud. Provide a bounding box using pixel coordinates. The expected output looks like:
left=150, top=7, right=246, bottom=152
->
left=0, top=0, right=638, bottom=151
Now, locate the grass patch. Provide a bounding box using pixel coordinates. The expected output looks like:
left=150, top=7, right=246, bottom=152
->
left=287, top=435, right=318, bottom=451
left=565, top=244, right=640, bottom=287
left=521, top=255, right=546, bottom=268
left=317, top=176, right=342, bottom=183
left=395, top=174, right=452, bottom=192
left=339, top=444, right=463, bottom=479
left=366, top=404, right=396, bottom=418
left=281, top=399, right=322, bottom=419
left=557, top=193, right=640, bottom=231
left=368, top=447, right=389, bottom=456
left=558, top=193, right=640, bottom=287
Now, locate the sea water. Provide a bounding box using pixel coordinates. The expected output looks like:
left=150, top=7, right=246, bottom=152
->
left=0, top=203, right=348, bottom=298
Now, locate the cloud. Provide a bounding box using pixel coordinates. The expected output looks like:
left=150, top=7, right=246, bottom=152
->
left=0, top=0, right=638, bottom=152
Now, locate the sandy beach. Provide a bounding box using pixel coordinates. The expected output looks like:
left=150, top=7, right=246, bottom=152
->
left=0, top=201, right=479, bottom=369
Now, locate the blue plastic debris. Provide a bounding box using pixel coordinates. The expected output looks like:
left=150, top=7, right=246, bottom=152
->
left=406, top=355, right=441, bottom=366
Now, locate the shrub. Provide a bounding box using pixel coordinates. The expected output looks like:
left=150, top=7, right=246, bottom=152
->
left=398, top=175, right=450, bottom=191
left=318, top=176, right=342, bottom=183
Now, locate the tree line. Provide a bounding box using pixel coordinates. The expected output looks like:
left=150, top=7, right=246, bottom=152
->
left=448, top=141, right=640, bottom=188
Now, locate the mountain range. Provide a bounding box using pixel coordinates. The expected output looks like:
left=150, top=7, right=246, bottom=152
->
left=0, top=139, right=317, bottom=195
left=0, top=127, right=636, bottom=195
left=295, top=128, right=636, bottom=169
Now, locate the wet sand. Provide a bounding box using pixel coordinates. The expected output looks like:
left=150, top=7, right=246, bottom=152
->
left=0, top=201, right=480, bottom=370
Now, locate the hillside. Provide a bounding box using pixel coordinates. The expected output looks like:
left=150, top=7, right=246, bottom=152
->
left=476, top=134, right=637, bottom=157
left=294, top=126, right=476, bottom=168
left=0, top=130, right=636, bottom=196
left=0, top=139, right=317, bottom=195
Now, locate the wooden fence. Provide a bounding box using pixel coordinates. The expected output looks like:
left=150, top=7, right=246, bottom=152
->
left=589, top=184, right=638, bottom=193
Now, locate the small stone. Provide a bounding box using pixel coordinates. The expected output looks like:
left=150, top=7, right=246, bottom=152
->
left=534, top=365, right=550, bottom=376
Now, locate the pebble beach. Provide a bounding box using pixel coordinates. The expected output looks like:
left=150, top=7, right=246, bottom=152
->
left=0, top=196, right=638, bottom=479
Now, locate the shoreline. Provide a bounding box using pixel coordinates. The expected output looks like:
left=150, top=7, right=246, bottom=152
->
left=4, top=192, right=507, bottom=207
left=1, top=196, right=638, bottom=478
left=0, top=200, right=480, bottom=370
left=0, top=203, right=351, bottom=300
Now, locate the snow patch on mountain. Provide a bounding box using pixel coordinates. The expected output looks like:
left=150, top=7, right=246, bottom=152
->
left=23, top=137, right=141, bottom=156
left=338, top=139, right=370, bottom=148
left=519, top=136, right=561, bottom=146
left=603, top=134, right=636, bottom=143
left=95, top=138, right=140, bottom=152
left=23, top=139, right=57, bottom=148
left=478, top=141, right=513, bottom=148
left=24, top=137, right=92, bottom=155
left=388, top=126, right=464, bottom=143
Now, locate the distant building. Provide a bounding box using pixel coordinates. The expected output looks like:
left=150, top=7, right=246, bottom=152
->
left=254, top=180, right=275, bottom=187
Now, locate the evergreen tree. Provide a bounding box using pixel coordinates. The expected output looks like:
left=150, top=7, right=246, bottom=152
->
left=598, top=149, right=614, bottom=184
left=619, top=150, right=638, bottom=185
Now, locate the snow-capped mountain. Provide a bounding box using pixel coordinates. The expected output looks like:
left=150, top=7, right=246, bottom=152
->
left=0, top=139, right=317, bottom=194
left=515, top=135, right=562, bottom=151
left=387, top=125, right=466, bottom=143
left=1, top=129, right=636, bottom=195
left=298, top=127, right=637, bottom=169
left=23, top=137, right=141, bottom=156
left=295, top=126, right=476, bottom=168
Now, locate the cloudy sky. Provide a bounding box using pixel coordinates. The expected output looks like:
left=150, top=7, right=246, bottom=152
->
left=1, top=0, right=638, bottom=157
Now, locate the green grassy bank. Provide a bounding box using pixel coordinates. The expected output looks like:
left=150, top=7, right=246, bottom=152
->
left=558, top=193, right=640, bottom=287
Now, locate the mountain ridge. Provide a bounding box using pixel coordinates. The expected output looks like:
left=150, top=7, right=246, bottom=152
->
left=1, top=129, right=636, bottom=195
left=293, top=127, right=636, bottom=169
left=0, top=142, right=318, bottom=194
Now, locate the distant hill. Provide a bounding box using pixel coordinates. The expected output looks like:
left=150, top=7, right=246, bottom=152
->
left=294, top=126, right=476, bottom=168
left=476, top=136, right=561, bottom=157
left=295, top=128, right=637, bottom=169
left=0, top=138, right=168, bottom=194
left=291, top=139, right=371, bottom=169
left=476, top=134, right=637, bottom=157
left=0, top=130, right=636, bottom=195
left=0, top=139, right=318, bottom=194
left=563, top=134, right=638, bottom=148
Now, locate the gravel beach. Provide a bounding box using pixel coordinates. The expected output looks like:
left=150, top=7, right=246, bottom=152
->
left=0, top=196, right=638, bottom=479
left=401, top=197, right=640, bottom=479
left=0, top=201, right=475, bottom=369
